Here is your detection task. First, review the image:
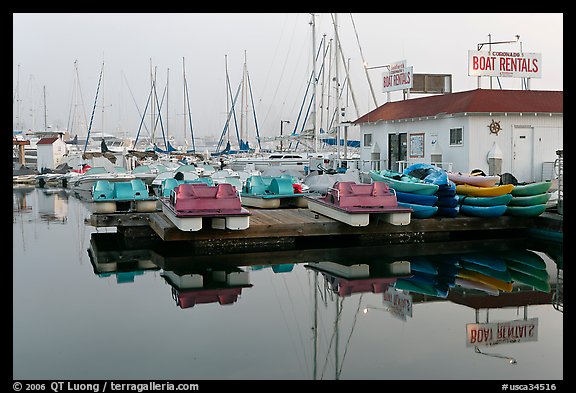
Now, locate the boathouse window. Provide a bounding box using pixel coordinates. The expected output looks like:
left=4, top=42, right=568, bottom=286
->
left=363, top=133, right=373, bottom=147
left=450, top=127, right=463, bottom=146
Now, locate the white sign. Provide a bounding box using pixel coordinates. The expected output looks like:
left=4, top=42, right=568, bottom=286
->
left=466, top=318, right=539, bottom=347
left=389, top=60, right=407, bottom=74
left=383, top=287, right=413, bottom=320
left=383, top=65, right=413, bottom=92
left=468, top=50, right=542, bottom=78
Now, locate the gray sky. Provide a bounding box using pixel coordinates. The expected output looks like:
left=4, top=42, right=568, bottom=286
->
left=13, top=13, right=563, bottom=146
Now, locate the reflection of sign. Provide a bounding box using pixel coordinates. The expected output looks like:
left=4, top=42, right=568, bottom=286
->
left=466, top=318, right=538, bottom=347
left=383, top=287, right=412, bottom=321
left=468, top=50, right=541, bottom=78
left=409, top=133, right=425, bottom=158
left=383, top=60, right=413, bottom=92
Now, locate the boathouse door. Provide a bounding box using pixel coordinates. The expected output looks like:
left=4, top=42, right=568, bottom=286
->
left=388, top=133, right=407, bottom=171
left=512, top=126, right=534, bottom=183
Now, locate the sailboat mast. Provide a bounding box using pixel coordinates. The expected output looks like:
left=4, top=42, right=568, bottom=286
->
left=43, top=85, right=47, bottom=132
left=241, top=51, right=246, bottom=148
left=183, top=57, right=186, bottom=146
left=225, top=55, right=230, bottom=145
left=311, top=13, right=318, bottom=153
left=150, top=59, right=155, bottom=144
left=166, top=67, right=169, bottom=145
left=333, top=13, right=340, bottom=160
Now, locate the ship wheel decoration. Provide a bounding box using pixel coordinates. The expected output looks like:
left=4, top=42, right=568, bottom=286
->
left=488, top=119, right=502, bottom=135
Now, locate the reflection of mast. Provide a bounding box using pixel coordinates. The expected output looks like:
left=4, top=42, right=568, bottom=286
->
left=309, top=265, right=370, bottom=380
left=474, top=346, right=517, bottom=364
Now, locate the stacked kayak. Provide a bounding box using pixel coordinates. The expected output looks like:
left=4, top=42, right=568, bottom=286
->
left=393, top=255, right=458, bottom=298
left=403, top=164, right=459, bottom=217
left=457, top=193, right=513, bottom=217
left=448, top=171, right=500, bottom=187
left=370, top=169, right=439, bottom=218
left=369, top=169, right=439, bottom=195
left=506, top=181, right=552, bottom=217
left=500, top=249, right=550, bottom=292
left=452, top=172, right=513, bottom=217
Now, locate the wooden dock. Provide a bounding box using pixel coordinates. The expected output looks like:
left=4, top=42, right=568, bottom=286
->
left=88, top=207, right=562, bottom=251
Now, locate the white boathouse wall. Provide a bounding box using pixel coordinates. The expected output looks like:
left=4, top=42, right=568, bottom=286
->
left=360, top=113, right=563, bottom=183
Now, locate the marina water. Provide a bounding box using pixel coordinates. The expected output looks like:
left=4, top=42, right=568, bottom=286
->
left=13, top=186, right=563, bottom=380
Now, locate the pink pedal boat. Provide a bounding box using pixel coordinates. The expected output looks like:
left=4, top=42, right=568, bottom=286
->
left=160, top=182, right=250, bottom=231
left=305, top=181, right=413, bottom=226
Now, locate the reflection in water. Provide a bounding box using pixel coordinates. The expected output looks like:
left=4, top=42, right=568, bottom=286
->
left=162, top=268, right=252, bottom=309
left=87, top=233, right=159, bottom=284
left=86, top=228, right=563, bottom=379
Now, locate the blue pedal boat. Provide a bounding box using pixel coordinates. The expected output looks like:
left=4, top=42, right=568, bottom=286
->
left=241, top=175, right=309, bottom=208
left=92, top=179, right=158, bottom=213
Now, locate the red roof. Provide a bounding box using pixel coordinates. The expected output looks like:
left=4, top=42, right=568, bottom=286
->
left=353, top=88, right=563, bottom=124
left=37, top=137, right=60, bottom=145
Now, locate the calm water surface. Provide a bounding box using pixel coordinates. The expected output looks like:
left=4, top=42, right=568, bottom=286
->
left=13, top=187, right=563, bottom=380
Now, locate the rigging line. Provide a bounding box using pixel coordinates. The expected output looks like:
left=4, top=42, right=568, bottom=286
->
left=83, top=61, right=105, bottom=154
left=320, top=295, right=345, bottom=379
left=121, top=71, right=151, bottom=138
left=259, top=13, right=302, bottom=129
left=152, top=79, right=168, bottom=149
left=226, top=64, right=242, bottom=150
left=279, top=270, right=311, bottom=378
left=267, top=270, right=309, bottom=378
left=215, top=80, right=242, bottom=152
left=337, top=293, right=364, bottom=377
left=330, top=13, right=360, bottom=119
left=183, top=58, right=196, bottom=152
left=245, top=70, right=261, bottom=150
left=291, top=34, right=326, bottom=136
left=350, top=13, right=378, bottom=109
left=133, top=83, right=154, bottom=148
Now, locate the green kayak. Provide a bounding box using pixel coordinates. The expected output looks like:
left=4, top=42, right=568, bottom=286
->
left=458, top=193, right=513, bottom=206
left=505, top=203, right=547, bottom=216
left=511, top=181, right=552, bottom=197
left=505, top=260, right=550, bottom=281
left=500, top=249, right=547, bottom=270
left=509, top=269, right=551, bottom=293
left=369, top=170, right=439, bottom=196
left=508, top=193, right=551, bottom=206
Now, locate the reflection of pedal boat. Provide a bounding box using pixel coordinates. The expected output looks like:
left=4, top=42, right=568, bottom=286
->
left=241, top=175, right=308, bottom=208
left=306, top=260, right=411, bottom=297
left=160, top=183, right=250, bottom=231
left=305, top=181, right=412, bottom=227
left=162, top=269, right=252, bottom=309
left=92, top=179, right=157, bottom=213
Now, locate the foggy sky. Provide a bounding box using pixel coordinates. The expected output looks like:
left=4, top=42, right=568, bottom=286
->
left=13, top=13, right=563, bottom=145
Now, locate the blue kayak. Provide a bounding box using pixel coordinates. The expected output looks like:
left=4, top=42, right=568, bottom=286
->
left=436, top=205, right=460, bottom=218
left=403, top=163, right=450, bottom=186
left=398, top=202, right=438, bottom=218
left=395, top=190, right=438, bottom=206
left=460, top=204, right=507, bottom=217
left=436, top=194, right=459, bottom=208
left=459, top=252, right=509, bottom=272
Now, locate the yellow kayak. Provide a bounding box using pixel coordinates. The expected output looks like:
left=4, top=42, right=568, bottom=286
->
left=457, top=269, right=513, bottom=292
left=456, top=184, right=514, bottom=197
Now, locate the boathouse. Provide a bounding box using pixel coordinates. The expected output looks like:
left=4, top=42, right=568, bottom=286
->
left=353, top=89, right=563, bottom=183
left=36, top=135, right=68, bottom=173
